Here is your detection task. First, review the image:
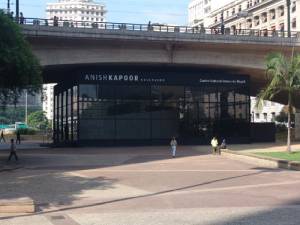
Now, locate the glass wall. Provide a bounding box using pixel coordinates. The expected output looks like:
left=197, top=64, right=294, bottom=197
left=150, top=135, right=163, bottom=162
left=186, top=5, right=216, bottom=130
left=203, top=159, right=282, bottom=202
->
left=54, top=83, right=248, bottom=145
left=54, top=85, right=79, bottom=144
left=54, top=82, right=250, bottom=145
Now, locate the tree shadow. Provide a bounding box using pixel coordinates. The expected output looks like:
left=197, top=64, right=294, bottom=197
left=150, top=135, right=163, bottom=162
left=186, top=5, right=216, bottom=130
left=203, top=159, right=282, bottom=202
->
left=0, top=167, right=277, bottom=220
left=0, top=168, right=117, bottom=212
left=0, top=145, right=212, bottom=172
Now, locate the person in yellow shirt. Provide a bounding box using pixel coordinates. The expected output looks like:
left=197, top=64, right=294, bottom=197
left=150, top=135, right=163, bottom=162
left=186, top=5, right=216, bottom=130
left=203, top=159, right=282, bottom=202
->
left=211, top=137, right=219, bottom=155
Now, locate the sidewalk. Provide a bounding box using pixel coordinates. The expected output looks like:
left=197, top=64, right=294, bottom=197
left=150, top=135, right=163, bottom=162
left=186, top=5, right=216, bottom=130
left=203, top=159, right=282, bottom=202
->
left=226, top=142, right=300, bottom=153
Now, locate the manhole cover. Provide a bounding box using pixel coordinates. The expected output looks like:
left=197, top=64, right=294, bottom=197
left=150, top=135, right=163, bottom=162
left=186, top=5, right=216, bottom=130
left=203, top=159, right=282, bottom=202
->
left=51, top=215, right=65, bottom=220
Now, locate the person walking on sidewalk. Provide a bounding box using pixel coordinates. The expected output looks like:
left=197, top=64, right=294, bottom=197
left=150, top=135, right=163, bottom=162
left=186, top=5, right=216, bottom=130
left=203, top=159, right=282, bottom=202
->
left=7, top=139, right=18, bottom=162
left=170, top=137, right=178, bottom=158
left=16, top=130, right=21, bottom=145
left=211, top=137, right=219, bottom=155
left=0, top=130, right=6, bottom=143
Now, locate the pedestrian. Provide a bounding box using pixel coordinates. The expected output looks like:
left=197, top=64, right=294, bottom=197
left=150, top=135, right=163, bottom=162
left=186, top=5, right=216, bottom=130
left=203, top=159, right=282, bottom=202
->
left=9, top=11, right=14, bottom=20
left=0, top=130, right=5, bottom=143
left=53, top=16, right=58, bottom=27
left=211, top=136, right=219, bottom=155
left=220, top=139, right=227, bottom=149
left=7, top=139, right=18, bottom=162
left=148, top=21, right=152, bottom=31
left=19, top=12, right=25, bottom=24
left=200, top=24, right=206, bottom=34
left=221, top=24, right=225, bottom=35
left=16, top=130, right=21, bottom=145
left=170, top=137, right=177, bottom=158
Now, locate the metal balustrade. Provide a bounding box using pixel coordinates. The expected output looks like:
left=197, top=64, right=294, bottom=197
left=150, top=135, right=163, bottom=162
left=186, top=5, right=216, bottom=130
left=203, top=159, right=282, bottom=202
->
left=19, top=17, right=300, bottom=38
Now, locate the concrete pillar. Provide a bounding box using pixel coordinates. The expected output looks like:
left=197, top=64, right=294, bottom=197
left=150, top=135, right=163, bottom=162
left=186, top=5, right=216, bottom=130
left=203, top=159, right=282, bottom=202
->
left=295, top=110, right=300, bottom=141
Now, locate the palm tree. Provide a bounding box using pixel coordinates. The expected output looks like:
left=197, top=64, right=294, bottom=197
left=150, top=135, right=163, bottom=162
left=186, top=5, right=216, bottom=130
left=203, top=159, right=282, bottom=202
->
left=257, top=52, right=300, bottom=152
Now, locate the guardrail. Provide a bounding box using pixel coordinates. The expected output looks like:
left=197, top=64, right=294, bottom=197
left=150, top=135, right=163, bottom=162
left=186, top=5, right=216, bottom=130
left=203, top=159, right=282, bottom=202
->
left=18, top=17, right=300, bottom=38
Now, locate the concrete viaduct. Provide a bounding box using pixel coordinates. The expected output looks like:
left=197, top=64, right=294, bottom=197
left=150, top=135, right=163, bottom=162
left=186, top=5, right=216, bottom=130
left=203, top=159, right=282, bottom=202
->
left=21, top=24, right=300, bottom=139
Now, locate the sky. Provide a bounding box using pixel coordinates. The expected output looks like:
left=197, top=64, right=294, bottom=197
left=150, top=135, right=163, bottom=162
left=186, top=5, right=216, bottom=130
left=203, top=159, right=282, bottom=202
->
left=0, top=0, right=190, bottom=25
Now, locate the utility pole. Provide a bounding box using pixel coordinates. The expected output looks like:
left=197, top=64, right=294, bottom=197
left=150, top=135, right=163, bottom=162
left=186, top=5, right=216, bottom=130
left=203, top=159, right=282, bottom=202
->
left=287, top=0, right=291, bottom=37
left=7, top=0, right=10, bottom=13
left=25, top=90, right=28, bottom=124
left=16, top=0, right=19, bottom=23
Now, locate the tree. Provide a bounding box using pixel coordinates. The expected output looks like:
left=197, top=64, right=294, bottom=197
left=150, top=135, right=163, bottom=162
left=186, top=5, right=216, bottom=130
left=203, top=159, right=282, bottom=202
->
left=257, top=52, right=300, bottom=152
left=0, top=10, right=42, bottom=105
left=28, top=111, right=49, bottom=130
left=275, top=108, right=295, bottom=125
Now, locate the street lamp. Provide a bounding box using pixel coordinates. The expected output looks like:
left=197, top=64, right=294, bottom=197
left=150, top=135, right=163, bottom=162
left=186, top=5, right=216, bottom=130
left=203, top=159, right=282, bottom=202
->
left=287, top=0, right=291, bottom=37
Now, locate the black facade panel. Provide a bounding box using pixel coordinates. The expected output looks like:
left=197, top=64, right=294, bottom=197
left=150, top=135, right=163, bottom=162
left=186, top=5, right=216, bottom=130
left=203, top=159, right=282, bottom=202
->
left=251, top=123, right=276, bottom=142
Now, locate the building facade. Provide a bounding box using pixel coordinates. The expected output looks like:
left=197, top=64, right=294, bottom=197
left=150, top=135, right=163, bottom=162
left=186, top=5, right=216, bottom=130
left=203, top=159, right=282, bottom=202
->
left=46, top=0, right=106, bottom=24
left=53, top=65, right=251, bottom=146
left=188, top=0, right=233, bottom=27
left=250, top=97, right=284, bottom=123
left=207, top=0, right=299, bottom=34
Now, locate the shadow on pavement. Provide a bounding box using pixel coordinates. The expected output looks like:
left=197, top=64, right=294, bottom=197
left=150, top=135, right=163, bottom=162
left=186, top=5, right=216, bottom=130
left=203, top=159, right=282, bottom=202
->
left=0, top=168, right=275, bottom=220
left=0, top=169, right=117, bottom=213
left=0, top=145, right=212, bottom=172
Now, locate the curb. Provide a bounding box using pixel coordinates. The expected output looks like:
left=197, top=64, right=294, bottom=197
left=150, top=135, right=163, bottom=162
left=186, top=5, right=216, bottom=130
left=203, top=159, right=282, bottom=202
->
left=222, top=149, right=300, bottom=171
left=0, top=198, right=35, bottom=214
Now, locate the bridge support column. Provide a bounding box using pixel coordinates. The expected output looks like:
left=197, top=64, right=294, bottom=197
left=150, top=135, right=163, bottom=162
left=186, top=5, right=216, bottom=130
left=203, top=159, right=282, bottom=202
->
left=295, top=109, right=300, bottom=141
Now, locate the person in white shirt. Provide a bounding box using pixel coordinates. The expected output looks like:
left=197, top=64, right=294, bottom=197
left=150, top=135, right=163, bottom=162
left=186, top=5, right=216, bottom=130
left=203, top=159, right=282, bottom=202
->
left=211, top=137, right=219, bottom=155
left=170, top=137, right=178, bottom=158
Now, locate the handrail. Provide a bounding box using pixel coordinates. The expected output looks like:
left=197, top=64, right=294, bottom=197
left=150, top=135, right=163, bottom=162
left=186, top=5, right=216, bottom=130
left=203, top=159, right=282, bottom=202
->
left=18, top=17, right=300, bottom=38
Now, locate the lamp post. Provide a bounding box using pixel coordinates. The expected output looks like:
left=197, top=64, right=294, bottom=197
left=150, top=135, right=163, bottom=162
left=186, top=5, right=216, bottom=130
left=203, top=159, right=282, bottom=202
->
left=15, top=0, right=19, bottom=23
left=287, top=0, right=291, bottom=37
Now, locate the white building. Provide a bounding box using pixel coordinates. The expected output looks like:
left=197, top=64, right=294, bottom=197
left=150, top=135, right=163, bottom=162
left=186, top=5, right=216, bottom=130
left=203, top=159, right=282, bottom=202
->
left=43, top=84, right=56, bottom=121
left=251, top=97, right=284, bottom=123
left=46, top=0, right=107, bottom=24
left=197, top=0, right=300, bottom=34
left=188, top=0, right=234, bottom=27
left=43, top=0, right=107, bottom=120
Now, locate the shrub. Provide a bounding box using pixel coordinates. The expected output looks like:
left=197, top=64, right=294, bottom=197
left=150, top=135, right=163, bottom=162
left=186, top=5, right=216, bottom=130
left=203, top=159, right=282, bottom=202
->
left=15, top=128, right=37, bottom=135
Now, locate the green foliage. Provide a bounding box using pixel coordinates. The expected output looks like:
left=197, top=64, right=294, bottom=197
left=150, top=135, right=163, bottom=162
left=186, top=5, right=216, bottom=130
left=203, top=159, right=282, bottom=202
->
left=0, top=11, right=42, bottom=105
left=256, top=152, right=300, bottom=162
left=257, top=52, right=300, bottom=152
left=257, top=52, right=300, bottom=105
left=0, top=116, right=10, bottom=124
left=28, top=111, right=49, bottom=130
left=275, top=111, right=295, bottom=123
left=16, top=128, right=37, bottom=135
left=0, top=106, right=42, bottom=124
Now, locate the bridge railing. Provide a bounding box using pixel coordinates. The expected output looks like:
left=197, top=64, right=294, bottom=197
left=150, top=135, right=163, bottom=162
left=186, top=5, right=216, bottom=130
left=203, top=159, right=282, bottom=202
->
left=20, top=17, right=300, bottom=38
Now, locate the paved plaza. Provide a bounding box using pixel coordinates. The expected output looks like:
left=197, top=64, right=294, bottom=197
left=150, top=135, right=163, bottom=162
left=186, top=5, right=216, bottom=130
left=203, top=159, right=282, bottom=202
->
left=1, top=143, right=300, bottom=225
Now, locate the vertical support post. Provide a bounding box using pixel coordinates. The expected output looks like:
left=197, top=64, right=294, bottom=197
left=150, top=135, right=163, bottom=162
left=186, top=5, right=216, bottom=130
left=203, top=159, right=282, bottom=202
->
left=295, top=109, right=300, bottom=141
left=287, top=0, right=291, bottom=37
left=25, top=90, right=28, bottom=124
left=15, top=0, right=19, bottom=23
left=7, top=0, right=10, bottom=13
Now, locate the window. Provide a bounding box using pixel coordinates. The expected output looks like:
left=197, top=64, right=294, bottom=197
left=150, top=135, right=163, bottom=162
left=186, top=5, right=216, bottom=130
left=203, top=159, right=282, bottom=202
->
left=270, top=9, right=276, bottom=20
left=279, top=6, right=284, bottom=17
left=256, top=113, right=260, bottom=119
left=292, top=1, right=296, bottom=12
left=292, top=18, right=296, bottom=28
left=263, top=113, right=267, bottom=121
left=271, top=112, right=276, bottom=121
